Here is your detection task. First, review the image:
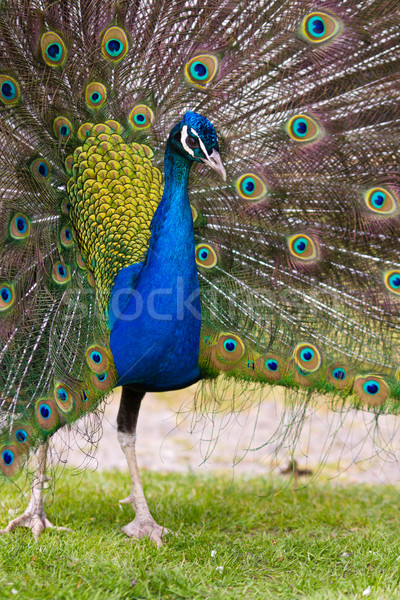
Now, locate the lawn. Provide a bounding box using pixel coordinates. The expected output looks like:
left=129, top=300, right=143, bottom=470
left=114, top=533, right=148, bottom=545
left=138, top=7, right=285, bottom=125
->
left=0, top=470, right=400, bottom=599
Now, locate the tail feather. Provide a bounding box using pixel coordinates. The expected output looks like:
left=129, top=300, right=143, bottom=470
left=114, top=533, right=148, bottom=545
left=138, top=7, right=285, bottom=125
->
left=1, top=0, right=400, bottom=478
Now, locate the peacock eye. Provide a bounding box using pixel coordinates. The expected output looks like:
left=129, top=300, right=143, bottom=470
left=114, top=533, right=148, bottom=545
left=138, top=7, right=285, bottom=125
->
left=365, top=187, right=397, bottom=215
left=287, top=114, right=321, bottom=142
left=40, top=32, right=67, bottom=67
left=186, top=136, right=199, bottom=150
left=0, top=75, right=20, bottom=105
left=53, top=116, right=73, bottom=140
left=129, top=104, right=154, bottom=130
left=185, top=54, right=219, bottom=87
left=384, top=270, right=400, bottom=295
left=301, top=12, right=341, bottom=44
left=101, top=27, right=129, bottom=62
left=288, top=233, right=318, bottom=261
left=85, top=83, right=107, bottom=109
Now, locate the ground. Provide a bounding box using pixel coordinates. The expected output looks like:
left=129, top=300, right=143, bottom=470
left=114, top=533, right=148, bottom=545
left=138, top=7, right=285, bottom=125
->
left=1, top=386, right=400, bottom=599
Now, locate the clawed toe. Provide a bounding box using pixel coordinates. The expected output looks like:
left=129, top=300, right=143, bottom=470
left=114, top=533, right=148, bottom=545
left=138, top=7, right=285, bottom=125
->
left=0, top=512, right=69, bottom=540
left=121, top=518, right=173, bottom=547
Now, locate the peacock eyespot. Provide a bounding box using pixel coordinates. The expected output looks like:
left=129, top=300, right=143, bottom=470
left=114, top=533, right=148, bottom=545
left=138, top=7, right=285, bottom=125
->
left=47, top=41, right=61, bottom=59
left=288, top=234, right=318, bottom=261
left=0, top=444, right=21, bottom=476
left=10, top=213, right=30, bottom=240
left=185, top=54, right=218, bottom=87
left=287, top=115, right=321, bottom=142
left=195, top=243, right=217, bottom=268
left=15, top=429, right=28, bottom=443
left=363, top=381, right=379, bottom=395
left=129, top=105, right=154, bottom=130
left=107, top=39, right=120, bottom=54
left=0, top=75, right=20, bottom=105
left=301, top=12, right=341, bottom=44
left=40, top=404, right=50, bottom=419
left=61, top=198, right=72, bottom=214
left=35, top=399, right=59, bottom=429
left=0, top=284, right=15, bottom=311
left=77, top=123, right=94, bottom=140
left=85, top=83, right=107, bottom=109
left=365, top=188, right=396, bottom=215
left=224, top=339, right=237, bottom=352
left=60, top=226, right=73, bottom=248
left=92, top=368, right=114, bottom=391
left=52, top=261, right=71, bottom=284
left=54, top=116, right=73, bottom=140
left=384, top=270, right=400, bottom=295
left=300, top=348, right=314, bottom=362
left=236, top=174, right=267, bottom=200
left=41, top=32, right=67, bottom=67
left=390, top=274, right=400, bottom=288
left=101, top=27, right=129, bottom=62
left=1, top=82, right=14, bottom=98
left=31, top=158, right=51, bottom=180
left=54, top=383, right=74, bottom=413
left=86, top=345, right=109, bottom=373
left=217, top=333, right=245, bottom=362
left=56, top=387, right=68, bottom=402
left=328, top=362, right=353, bottom=388
left=266, top=359, right=279, bottom=372
left=2, top=449, right=14, bottom=466
left=16, top=217, right=26, bottom=232
left=134, top=114, right=146, bottom=125
left=294, top=343, right=321, bottom=372
left=354, top=375, right=389, bottom=406
left=332, top=368, right=346, bottom=380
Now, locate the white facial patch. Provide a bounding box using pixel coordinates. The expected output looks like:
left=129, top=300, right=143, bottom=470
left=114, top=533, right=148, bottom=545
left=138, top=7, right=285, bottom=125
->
left=181, top=125, right=194, bottom=157
left=180, top=126, right=211, bottom=161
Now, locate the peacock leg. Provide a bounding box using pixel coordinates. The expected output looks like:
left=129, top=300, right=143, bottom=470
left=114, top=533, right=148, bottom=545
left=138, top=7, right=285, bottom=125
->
left=0, top=441, right=69, bottom=539
left=117, top=386, right=171, bottom=547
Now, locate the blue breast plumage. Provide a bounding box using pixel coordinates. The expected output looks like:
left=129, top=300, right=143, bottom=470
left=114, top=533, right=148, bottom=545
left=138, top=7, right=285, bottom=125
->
left=109, top=138, right=202, bottom=390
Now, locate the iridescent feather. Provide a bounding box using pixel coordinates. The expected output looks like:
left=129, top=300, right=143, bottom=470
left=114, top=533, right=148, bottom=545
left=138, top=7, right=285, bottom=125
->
left=0, top=0, right=399, bottom=483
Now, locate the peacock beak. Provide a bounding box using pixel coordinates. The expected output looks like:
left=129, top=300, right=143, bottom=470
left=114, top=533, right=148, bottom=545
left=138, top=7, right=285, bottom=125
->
left=202, top=149, right=226, bottom=181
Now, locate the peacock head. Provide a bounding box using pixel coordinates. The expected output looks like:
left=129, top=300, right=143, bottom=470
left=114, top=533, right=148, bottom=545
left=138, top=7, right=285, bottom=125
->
left=168, top=111, right=226, bottom=181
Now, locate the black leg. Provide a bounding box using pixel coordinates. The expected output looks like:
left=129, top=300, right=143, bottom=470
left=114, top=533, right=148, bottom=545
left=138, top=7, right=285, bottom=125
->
left=117, top=386, right=145, bottom=434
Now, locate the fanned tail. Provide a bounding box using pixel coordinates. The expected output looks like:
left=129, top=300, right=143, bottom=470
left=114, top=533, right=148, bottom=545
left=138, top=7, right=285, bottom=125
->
left=186, top=0, right=400, bottom=412
left=1, top=0, right=400, bottom=478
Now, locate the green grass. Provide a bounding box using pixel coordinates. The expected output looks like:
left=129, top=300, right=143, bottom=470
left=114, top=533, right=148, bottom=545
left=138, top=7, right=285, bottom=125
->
left=1, top=470, right=400, bottom=600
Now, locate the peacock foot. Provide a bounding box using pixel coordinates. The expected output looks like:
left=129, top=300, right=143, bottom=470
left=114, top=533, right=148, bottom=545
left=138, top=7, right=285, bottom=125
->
left=0, top=510, right=69, bottom=540
left=121, top=516, right=172, bottom=547
left=0, top=485, right=69, bottom=540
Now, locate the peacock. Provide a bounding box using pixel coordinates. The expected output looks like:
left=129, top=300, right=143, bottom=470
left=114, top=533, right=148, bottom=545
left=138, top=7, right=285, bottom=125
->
left=0, top=0, right=399, bottom=546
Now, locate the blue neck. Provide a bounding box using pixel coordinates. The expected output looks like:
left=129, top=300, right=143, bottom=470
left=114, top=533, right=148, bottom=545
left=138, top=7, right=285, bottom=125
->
left=109, top=142, right=202, bottom=389
left=149, top=144, right=191, bottom=260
